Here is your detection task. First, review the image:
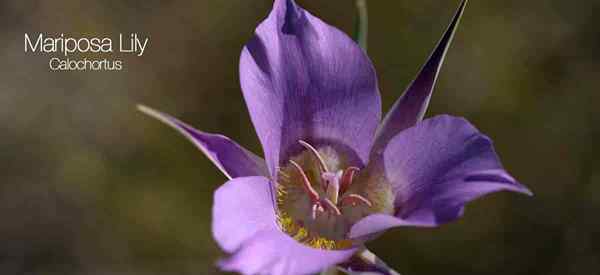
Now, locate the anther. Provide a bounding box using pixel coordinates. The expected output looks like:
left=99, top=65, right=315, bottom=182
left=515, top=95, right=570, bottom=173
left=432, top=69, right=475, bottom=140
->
left=340, top=166, right=360, bottom=195
left=299, top=140, right=329, bottom=173
left=311, top=204, right=322, bottom=220
left=340, top=194, right=373, bottom=207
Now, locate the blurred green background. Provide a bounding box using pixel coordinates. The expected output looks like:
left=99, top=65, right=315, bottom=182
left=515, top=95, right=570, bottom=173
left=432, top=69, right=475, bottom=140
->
left=1, top=0, right=598, bottom=274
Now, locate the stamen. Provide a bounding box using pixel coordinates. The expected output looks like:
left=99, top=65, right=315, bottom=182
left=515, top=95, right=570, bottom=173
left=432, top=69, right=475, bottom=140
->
left=299, top=140, right=329, bottom=173
left=310, top=204, right=325, bottom=220
left=322, top=198, right=342, bottom=215
left=289, top=160, right=320, bottom=203
left=340, top=194, right=373, bottom=207
left=286, top=142, right=371, bottom=225
left=340, top=167, right=360, bottom=195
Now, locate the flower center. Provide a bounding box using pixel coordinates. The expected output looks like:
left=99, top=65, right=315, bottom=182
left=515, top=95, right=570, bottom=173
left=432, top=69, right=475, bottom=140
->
left=275, top=140, right=376, bottom=250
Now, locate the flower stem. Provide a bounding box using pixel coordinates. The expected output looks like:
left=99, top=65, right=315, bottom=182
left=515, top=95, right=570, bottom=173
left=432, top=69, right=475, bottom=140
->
left=354, top=0, right=368, bottom=51
left=355, top=249, right=401, bottom=275
left=322, top=248, right=403, bottom=275
left=331, top=248, right=402, bottom=274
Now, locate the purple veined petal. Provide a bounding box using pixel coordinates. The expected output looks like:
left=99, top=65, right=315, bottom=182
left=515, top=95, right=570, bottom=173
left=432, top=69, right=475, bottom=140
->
left=213, top=176, right=357, bottom=275
left=240, top=0, right=381, bottom=176
left=350, top=115, right=532, bottom=239
left=137, top=105, right=268, bottom=179
left=371, top=0, right=467, bottom=156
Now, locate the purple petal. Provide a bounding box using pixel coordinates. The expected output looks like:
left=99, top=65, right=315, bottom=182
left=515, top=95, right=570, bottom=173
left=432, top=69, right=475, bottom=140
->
left=240, top=0, right=381, bottom=175
left=371, top=0, right=467, bottom=156
left=212, top=176, right=276, bottom=252
left=351, top=115, right=531, bottom=238
left=220, top=229, right=357, bottom=275
left=350, top=214, right=433, bottom=240
left=138, top=105, right=268, bottom=179
left=213, top=176, right=356, bottom=275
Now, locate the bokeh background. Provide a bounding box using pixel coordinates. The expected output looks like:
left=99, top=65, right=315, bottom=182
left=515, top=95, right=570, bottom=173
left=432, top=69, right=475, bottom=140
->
left=1, top=0, right=598, bottom=274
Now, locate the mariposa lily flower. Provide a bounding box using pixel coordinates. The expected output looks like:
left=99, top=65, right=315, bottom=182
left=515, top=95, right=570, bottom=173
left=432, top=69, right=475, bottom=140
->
left=139, top=0, right=532, bottom=274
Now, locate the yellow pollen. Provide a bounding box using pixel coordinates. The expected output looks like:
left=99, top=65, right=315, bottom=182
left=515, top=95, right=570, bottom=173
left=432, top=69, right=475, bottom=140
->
left=276, top=210, right=353, bottom=250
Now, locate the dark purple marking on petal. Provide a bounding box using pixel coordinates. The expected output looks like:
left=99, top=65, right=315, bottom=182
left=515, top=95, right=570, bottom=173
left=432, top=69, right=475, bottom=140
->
left=350, top=115, right=532, bottom=238
left=138, top=105, right=268, bottom=179
left=240, top=0, right=381, bottom=176
left=371, top=0, right=468, bottom=156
